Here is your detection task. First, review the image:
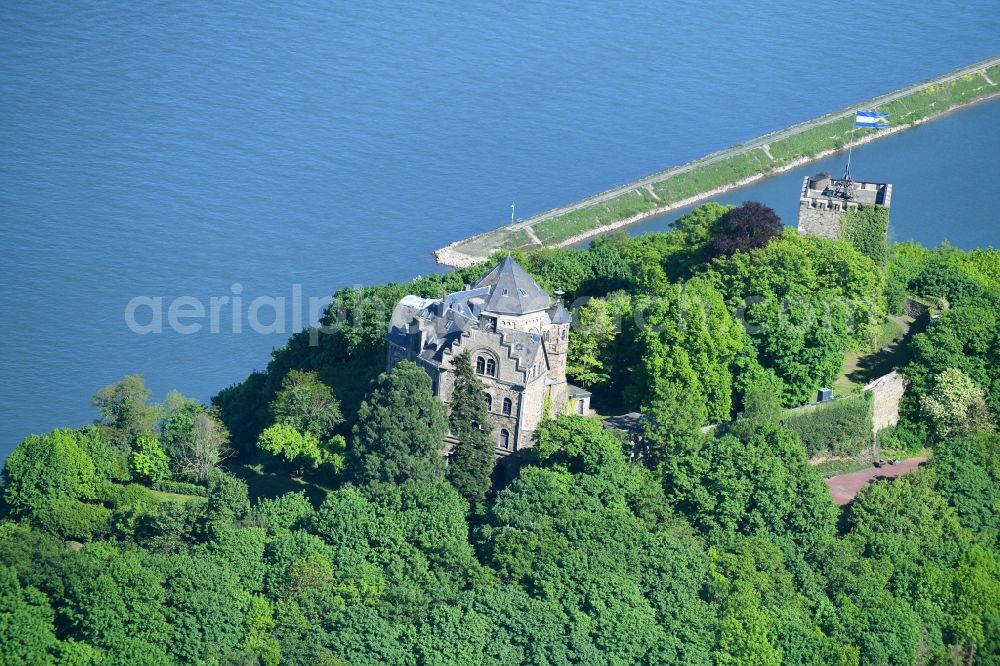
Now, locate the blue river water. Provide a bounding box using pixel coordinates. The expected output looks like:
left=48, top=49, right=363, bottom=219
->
left=626, top=97, right=1000, bottom=248
left=1, top=1, right=998, bottom=460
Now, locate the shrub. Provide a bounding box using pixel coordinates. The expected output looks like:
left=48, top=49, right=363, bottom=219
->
left=783, top=394, right=873, bottom=457
left=150, top=480, right=209, bottom=497
left=253, top=491, right=314, bottom=532
left=103, top=483, right=158, bottom=511
left=76, top=426, right=131, bottom=483
left=876, top=420, right=929, bottom=453
left=912, top=257, right=986, bottom=305
left=32, top=498, right=112, bottom=541
left=130, top=435, right=170, bottom=482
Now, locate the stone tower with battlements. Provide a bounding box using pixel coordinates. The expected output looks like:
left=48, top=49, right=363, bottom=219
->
left=797, top=172, right=892, bottom=239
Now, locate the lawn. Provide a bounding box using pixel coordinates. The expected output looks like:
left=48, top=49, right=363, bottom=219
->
left=651, top=150, right=773, bottom=203
left=834, top=315, right=922, bottom=396
left=811, top=458, right=871, bottom=478
left=768, top=117, right=854, bottom=164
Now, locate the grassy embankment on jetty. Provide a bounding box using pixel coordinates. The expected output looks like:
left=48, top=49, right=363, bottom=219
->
left=435, top=57, right=1000, bottom=267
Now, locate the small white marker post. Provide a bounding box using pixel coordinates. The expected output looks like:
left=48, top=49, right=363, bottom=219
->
left=510, top=202, right=516, bottom=227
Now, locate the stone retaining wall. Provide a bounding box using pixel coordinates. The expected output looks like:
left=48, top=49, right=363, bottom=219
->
left=864, top=370, right=908, bottom=435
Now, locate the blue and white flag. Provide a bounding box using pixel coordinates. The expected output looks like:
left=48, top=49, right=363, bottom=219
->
left=855, top=110, right=890, bottom=128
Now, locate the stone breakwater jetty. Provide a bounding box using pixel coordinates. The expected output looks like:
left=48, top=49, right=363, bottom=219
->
left=435, top=55, right=1000, bottom=268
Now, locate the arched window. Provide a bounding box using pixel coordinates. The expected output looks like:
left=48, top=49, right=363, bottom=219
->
left=502, top=397, right=512, bottom=416
left=484, top=392, right=493, bottom=412
left=476, top=352, right=498, bottom=377
left=499, top=429, right=510, bottom=450
left=561, top=327, right=567, bottom=340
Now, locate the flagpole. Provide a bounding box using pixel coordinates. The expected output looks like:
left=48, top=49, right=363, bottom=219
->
left=841, top=110, right=888, bottom=199
left=844, top=122, right=857, bottom=183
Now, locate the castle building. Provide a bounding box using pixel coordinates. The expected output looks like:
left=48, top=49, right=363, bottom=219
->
left=386, top=256, right=591, bottom=456
left=797, top=172, right=892, bottom=238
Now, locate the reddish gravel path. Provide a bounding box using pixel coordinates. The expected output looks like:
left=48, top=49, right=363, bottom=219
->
left=825, top=456, right=928, bottom=505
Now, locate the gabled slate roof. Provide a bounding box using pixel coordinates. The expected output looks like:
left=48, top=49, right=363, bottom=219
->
left=471, top=256, right=553, bottom=315
left=387, top=289, right=483, bottom=365
left=499, top=328, right=544, bottom=370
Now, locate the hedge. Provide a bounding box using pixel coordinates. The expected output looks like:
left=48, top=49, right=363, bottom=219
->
left=784, top=393, right=873, bottom=457
left=150, top=480, right=210, bottom=497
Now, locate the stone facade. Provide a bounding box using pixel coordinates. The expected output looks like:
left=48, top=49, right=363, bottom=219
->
left=797, top=205, right=844, bottom=239
left=864, top=370, right=908, bottom=435
left=797, top=173, right=892, bottom=238
left=386, top=256, right=590, bottom=457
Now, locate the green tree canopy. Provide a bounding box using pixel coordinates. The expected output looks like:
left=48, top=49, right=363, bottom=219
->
left=671, top=202, right=734, bottom=246
left=349, top=361, right=447, bottom=487
left=258, top=424, right=324, bottom=469
left=566, top=296, right=618, bottom=388
left=532, top=415, right=628, bottom=478
left=630, top=278, right=748, bottom=455
left=156, top=553, right=252, bottom=663
left=919, top=368, right=995, bottom=440
left=130, top=434, right=170, bottom=482
left=0, top=565, right=59, bottom=663
left=710, top=231, right=885, bottom=351
left=930, top=433, right=1000, bottom=539
left=201, top=474, right=251, bottom=539
left=91, top=375, right=161, bottom=449
left=481, top=420, right=717, bottom=664
left=270, top=370, right=344, bottom=442
left=906, top=304, right=1000, bottom=421
left=662, top=425, right=837, bottom=546
left=3, top=429, right=97, bottom=519
left=61, top=547, right=172, bottom=665
left=445, top=351, right=495, bottom=504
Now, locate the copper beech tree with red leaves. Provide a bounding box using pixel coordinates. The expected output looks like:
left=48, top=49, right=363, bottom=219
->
left=709, top=201, right=783, bottom=258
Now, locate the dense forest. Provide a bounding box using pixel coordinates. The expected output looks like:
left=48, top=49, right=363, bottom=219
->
left=3, top=202, right=999, bottom=665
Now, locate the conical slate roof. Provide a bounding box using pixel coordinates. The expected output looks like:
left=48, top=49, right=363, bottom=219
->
left=472, top=256, right=553, bottom=315
left=548, top=301, right=572, bottom=325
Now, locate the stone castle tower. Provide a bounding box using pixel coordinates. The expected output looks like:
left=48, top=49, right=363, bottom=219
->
left=386, top=256, right=590, bottom=457
left=797, top=172, right=892, bottom=238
